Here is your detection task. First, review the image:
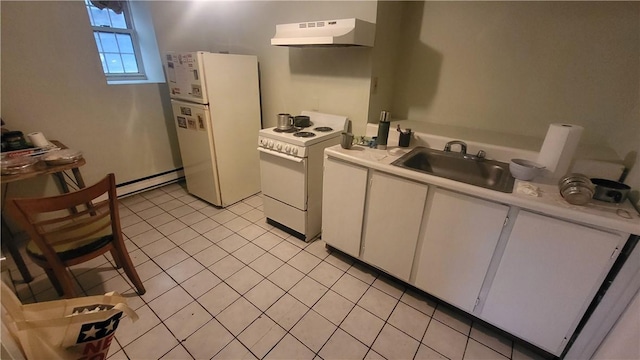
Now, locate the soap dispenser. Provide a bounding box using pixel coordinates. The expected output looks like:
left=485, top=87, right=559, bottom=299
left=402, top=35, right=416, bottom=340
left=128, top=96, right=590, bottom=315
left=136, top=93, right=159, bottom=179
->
left=377, top=110, right=391, bottom=150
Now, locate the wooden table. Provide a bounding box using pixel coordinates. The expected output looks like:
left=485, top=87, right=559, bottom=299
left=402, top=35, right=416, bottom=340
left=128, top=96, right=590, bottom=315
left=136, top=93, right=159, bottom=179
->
left=1, top=140, right=87, bottom=282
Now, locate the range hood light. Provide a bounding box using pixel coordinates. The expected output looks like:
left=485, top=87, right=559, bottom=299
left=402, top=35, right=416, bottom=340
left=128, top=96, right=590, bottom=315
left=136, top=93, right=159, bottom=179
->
left=271, top=18, right=375, bottom=47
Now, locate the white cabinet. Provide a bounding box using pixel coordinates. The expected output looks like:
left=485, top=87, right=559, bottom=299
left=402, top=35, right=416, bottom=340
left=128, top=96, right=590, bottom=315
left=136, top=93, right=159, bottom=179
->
left=481, top=210, right=624, bottom=356
left=322, top=157, right=368, bottom=257
left=413, top=189, right=509, bottom=312
left=322, top=150, right=633, bottom=357
left=361, top=171, right=428, bottom=281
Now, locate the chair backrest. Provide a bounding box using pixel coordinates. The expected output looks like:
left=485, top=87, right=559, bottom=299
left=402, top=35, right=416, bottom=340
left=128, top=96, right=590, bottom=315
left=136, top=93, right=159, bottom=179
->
left=6, top=173, right=122, bottom=262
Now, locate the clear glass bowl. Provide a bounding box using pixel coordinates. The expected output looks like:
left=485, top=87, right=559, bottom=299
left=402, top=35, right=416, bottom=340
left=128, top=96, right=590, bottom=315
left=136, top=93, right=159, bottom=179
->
left=1, top=156, right=38, bottom=175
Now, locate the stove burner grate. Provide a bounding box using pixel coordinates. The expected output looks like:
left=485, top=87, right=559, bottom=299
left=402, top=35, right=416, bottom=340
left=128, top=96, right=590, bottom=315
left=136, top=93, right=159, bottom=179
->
left=293, top=131, right=316, bottom=138
left=314, top=127, right=333, bottom=132
left=274, top=127, right=300, bottom=133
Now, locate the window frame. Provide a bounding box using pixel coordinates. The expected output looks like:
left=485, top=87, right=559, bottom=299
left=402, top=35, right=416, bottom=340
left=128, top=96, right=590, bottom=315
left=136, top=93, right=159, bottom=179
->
left=86, top=0, right=147, bottom=81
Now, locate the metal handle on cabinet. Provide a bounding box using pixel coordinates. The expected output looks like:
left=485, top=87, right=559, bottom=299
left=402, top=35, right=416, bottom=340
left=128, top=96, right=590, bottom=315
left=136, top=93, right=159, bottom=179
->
left=610, top=247, right=620, bottom=259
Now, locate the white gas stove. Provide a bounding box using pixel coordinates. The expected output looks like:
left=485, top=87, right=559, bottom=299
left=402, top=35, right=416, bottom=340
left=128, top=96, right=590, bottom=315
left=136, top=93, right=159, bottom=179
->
left=258, top=111, right=348, bottom=241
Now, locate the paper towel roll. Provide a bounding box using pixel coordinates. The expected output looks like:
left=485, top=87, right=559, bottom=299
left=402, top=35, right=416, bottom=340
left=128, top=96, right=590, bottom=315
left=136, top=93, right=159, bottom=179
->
left=27, top=132, right=50, bottom=148
left=536, top=123, right=583, bottom=182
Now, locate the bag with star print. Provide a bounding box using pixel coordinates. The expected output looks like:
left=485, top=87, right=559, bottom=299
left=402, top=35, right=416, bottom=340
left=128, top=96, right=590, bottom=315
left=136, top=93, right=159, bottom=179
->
left=1, top=282, right=138, bottom=360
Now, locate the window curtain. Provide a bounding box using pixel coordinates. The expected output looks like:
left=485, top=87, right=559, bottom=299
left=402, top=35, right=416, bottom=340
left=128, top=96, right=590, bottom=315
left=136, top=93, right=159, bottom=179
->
left=90, top=0, right=125, bottom=14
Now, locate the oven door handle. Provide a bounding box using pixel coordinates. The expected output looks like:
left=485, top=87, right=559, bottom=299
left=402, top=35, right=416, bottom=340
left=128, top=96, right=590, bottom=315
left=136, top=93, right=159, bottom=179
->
left=257, top=147, right=304, bottom=163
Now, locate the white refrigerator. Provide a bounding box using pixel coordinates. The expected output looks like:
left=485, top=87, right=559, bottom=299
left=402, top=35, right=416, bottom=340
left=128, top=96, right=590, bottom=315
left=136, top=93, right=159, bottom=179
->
left=164, top=51, right=261, bottom=207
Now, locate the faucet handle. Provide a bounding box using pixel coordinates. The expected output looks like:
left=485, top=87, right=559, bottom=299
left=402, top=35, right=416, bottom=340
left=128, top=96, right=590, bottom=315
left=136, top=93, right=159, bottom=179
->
left=477, top=150, right=486, bottom=159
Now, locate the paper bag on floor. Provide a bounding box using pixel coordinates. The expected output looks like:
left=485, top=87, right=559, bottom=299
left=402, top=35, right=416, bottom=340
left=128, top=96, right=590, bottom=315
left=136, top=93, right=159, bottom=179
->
left=1, top=282, right=138, bottom=360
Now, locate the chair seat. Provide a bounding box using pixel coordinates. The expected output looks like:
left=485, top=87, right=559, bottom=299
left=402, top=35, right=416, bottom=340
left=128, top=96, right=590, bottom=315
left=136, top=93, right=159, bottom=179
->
left=26, top=234, right=113, bottom=263
left=26, top=210, right=113, bottom=263
left=7, top=173, right=146, bottom=298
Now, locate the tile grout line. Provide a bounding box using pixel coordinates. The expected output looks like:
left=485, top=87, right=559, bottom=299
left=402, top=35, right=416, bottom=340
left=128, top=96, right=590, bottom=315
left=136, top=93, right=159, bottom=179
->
left=6, top=185, right=532, bottom=360
left=126, top=192, right=315, bottom=359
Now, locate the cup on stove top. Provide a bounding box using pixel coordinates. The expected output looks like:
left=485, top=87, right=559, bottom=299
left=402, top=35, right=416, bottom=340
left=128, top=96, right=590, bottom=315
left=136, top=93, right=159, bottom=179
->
left=294, top=115, right=311, bottom=128
left=277, top=113, right=294, bottom=130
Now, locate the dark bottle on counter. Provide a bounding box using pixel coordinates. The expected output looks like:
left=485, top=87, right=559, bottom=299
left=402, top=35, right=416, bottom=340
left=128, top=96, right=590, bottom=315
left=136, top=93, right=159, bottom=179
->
left=376, top=110, right=391, bottom=150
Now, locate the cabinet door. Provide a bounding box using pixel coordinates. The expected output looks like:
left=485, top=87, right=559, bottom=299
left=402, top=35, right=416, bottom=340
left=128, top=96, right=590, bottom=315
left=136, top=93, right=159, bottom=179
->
left=361, top=171, right=428, bottom=281
left=322, top=157, right=368, bottom=257
left=481, top=211, right=623, bottom=356
left=414, top=189, right=509, bottom=312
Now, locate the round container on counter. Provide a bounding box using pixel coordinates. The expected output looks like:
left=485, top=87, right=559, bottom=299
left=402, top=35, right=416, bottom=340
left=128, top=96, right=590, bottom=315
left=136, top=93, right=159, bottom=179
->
left=509, top=159, right=545, bottom=181
left=558, top=173, right=595, bottom=205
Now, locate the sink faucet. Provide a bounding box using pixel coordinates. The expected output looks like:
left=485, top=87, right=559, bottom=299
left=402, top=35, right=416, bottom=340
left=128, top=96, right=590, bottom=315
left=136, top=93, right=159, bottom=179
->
left=444, top=140, right=467, bottom=155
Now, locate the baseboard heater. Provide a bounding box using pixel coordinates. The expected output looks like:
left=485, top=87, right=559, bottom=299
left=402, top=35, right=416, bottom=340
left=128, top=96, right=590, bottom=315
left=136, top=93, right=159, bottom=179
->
left=116, top=168, right=184, bottom=198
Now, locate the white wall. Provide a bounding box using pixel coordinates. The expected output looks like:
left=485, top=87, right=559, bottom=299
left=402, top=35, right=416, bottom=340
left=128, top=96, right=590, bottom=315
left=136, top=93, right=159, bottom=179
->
left=368, top=1, right=406, bottom=126
left=147, top=1, right=377, bottom=136
left=1, top=1, right=181, bottom=197
left=2, top=1, right=638, bottom=197
left=0, top=0, right=377, bottom=198
left=389, top=2, right=640, bottom=191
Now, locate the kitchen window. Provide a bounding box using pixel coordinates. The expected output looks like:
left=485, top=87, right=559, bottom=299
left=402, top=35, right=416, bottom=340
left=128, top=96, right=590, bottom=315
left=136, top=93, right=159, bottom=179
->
left=84, top=0, right=165, bottom=85
left=85, top=0, right=144, bottom=80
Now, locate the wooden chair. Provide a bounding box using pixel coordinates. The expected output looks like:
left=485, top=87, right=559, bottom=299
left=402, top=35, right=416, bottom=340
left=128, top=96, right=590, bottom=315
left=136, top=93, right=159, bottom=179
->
left=5, top=173, right=145, bottom=298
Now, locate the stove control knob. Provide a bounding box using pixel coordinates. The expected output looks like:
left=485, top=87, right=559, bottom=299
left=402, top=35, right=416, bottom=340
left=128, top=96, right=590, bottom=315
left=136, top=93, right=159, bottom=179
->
left=292, top=147, right=298, bottom=155
left=284, top=145, right=290, bottom=153
left=276, top=143, right=282, bottom=151
left=267, top=140, right=274, bottom=148
left=259, top=138, right=266, bottom=146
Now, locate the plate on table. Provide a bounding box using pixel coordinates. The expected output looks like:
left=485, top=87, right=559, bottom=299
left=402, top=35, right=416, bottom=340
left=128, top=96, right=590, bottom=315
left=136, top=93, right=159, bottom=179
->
left=42, top=149, right=83, bottom=166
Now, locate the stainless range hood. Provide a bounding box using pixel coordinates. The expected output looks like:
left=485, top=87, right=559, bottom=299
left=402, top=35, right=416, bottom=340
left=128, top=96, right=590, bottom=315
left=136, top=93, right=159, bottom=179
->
left=271, top=18, right=375, bottom=47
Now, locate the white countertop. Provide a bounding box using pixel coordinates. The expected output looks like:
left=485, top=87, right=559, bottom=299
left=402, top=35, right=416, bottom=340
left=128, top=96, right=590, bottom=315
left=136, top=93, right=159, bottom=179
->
left=365, top=121, right=626, bottom=181
left=325, top=144, right=640, bottom=235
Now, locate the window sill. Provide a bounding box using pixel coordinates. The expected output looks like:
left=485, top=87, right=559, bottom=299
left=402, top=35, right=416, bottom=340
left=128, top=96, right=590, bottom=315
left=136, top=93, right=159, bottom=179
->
left=107, top=78, right=165, bottom=85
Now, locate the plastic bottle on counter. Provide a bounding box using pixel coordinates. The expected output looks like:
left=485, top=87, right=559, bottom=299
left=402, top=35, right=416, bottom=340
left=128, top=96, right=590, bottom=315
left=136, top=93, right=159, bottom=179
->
left=376, top=110, right=391, bottom=150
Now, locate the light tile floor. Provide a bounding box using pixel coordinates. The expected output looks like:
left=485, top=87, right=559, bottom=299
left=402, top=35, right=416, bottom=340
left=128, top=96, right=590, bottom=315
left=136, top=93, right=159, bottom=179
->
left=3, top=182, right=553, bottom=360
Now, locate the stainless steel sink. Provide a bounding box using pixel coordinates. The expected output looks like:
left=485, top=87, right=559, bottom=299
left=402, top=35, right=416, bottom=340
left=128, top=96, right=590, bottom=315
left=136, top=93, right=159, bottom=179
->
left=391, top=146, right=515, bottom=193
